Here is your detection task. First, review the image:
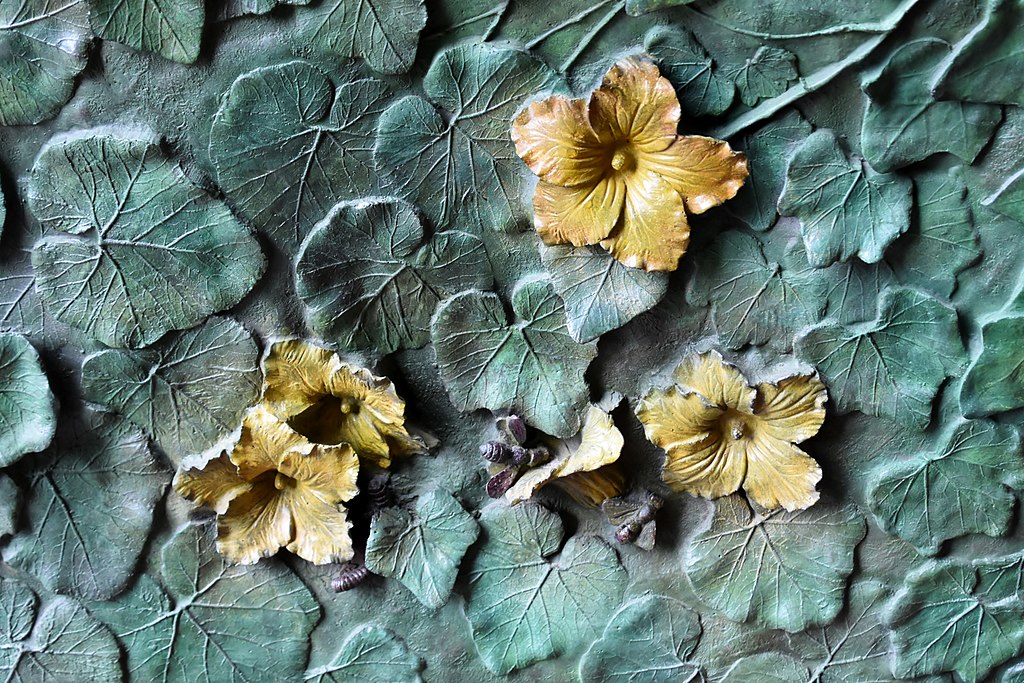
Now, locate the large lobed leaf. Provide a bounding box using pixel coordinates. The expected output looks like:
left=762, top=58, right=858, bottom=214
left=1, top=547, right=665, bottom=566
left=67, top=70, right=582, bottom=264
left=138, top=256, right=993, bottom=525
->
left=961, top=314, right=1024, bottom=417
left=306, top=624, right=422, bottom=682
left=90, top=0, right=204, bottom=63
left=644, top=26, right=734, bottom=118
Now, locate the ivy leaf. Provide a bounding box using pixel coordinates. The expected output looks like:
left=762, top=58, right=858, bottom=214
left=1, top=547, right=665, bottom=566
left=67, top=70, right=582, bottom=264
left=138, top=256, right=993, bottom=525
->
left=296, top=198, right=493, bottom=355
left=726, top=46, right=798, bottom=107
left=216, top=0, right=310, bottom=20
left=644, top=26, right=735, bottom=118
left=867, top=420, right=1022, bottom=555
left=29, top=132, right=265, bottom=349
left=81, top=316, right=262, bottom=464
left=375, top=43, right=559, bottom=233
left=0, top=0, right=91, bottom=126
left=794, top=286, right=965, bottom=428
left=0, top=248, right=43, bottom=335
left=541, top=244, right=668, bottom=344
left=2, top=409, right=169, bottom=600
left=0, top=579, right=121, bottom=683
left=90, top=0, right=204, bottom=63
left=887, top=554, right=1024, bottom=682
left=432, top=277, right=597, bottom=438
left=961, top=315, right=1024, bottom=417
left=0, top=333, right=57, bottom=468
left=727, top=112, right=812, bottom=232
left=722, top=653, right=808, bottom=683
left=861, top=39, right=1001, bottom=173
left=821, top=256, right=897, bottom=325
left=306, top=624, right=422, bottom=682
left=464, top=502, right=627, bottom=674
left=685, top=495, right=866, bottom=632
left=0, top=473, right=18, bottom=538
left=210, top=61, right=391, bottom=251
left=626, top=0, right=695, bottom=16
left=687, top=230, right=828, bottom=350
left=578, top=595, right=703, bottom=683
left=934, top=0, right=1024, bottom=106
left=887, top=168, right=979, bottom=298
left=93, top=523, right=320, bottom=682
left=779, top=129, right=913, bottom=267
left=294, top=0, right=425, bottom=75
left=365, top=488, right=479, bottom=609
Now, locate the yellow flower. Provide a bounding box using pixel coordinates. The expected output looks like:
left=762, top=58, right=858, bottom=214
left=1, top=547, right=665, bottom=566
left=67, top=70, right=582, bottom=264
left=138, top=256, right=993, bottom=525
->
left=261, top=339, right=426, bottom=468
left=174, top=406, right=360, bottom=565
left=511, top=56, right=748, bottom=272
left=636, top=351, right=826, bottom=511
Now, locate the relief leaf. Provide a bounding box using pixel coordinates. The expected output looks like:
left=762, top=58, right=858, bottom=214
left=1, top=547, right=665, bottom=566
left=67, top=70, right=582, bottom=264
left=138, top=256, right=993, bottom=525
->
left=0, top=0, right=90, bottom=126
left=867, top=420, right=1023, bottom=555
left=296, top=198, right=493, bottom=355
left=90, top=0, right=204, bottom=63
left=365, top=488, right=479, bottom=609
left=431, top=277, right=598, bottom=438
left=2, top=409, right=169, bottom=600
left=685, top=495, right=866, bottom=632
left=933, top=0, right=1024, bottom=106
left=722, top=652, right=808, bottom=683
left=464, top=502, right=627, bottom=674
left=541, top=244, right=668, bottom=344
left=29, top=131, right=265, bottom=349
left=0, top=473, right=18, bottom=537
left=961, top=315, right=1024, bottom=417
left=93, top=523, right=320, bottom=682
left=861, top=38, right=1001, bottom=173
left=216, top=0, right=310, bottom=19
left=209, top=60, right=391, bottom=251
left=0, top=333, right=57, bottom=468
left=626, top=0, right=695, bottom=15
left=578, top=595, right=703, bottom=683
left=779, top=129, right=912, bottom=267
left=375, top=43, right=560, bottom=233
left=306, top=624, right=422, bottom=683
left=794, top=286, right=965, bottom=428
left=644, top=26, right=734, bottom=118
left=81, top=316, right=262, bottom=464
left=726, top=46, right=798, bottom=107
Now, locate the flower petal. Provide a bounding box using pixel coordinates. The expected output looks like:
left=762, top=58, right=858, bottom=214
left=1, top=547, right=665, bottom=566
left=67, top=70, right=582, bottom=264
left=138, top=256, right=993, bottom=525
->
left=589, top=57, right=680, bottom=153
left=672, top=351, right=755, bottom=412
left=600, top=172, right=689, bottom=271
left=282, top=489, right=354, bottom=565
left=173, top=454, right=250, bottom=514
left=216, top=483, right=292, bottom=565
left=743, top=431, right=822, bottom=511
left=511, top=95, right=608, bottom=186
left=262, top=340, right=338, bottom=420
left=534, top=177, right=625, bottom=246
left=278, top=443, right=360, bottom=505
left=231, top=406, right=311, bottom=480
left=637, top=386, right=746, bottom=499
left=638, top=134, right=748, bottom=214
left=754, top=374, right=828, bottom=444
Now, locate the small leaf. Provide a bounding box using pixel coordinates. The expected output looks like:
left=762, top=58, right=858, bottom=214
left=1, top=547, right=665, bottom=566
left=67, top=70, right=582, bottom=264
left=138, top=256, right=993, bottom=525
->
left=210, top=60, right=391, bottom=250
left=779, top=129, right=912, bottom=267
left=644, top=26, right=734, bottom=118
left=795, top=286, right=965, bottom=428
left=887, top=554, right=1024, bottom=683
left=29, top=131, right=266, bottom=349
left=2, top=409, right=169, bottom=600
left=867, top=420, right=1023, bottom=555
left=961, top=315, right=1024, bottom=417
left=0, top=333, right=57, bottom=467
left=934, top=0, right=1024, bottom=106
left=464, top=502, right=627, bottom=674
left=93, top=523, right=320, bottom=682
left=685, top=495, right=866, bottom=632
left=541, top=244, right=668, bottom=343
left=365, top=489, right=479, bottom=609
left=375, top=43, right=559, bottom=233
left=726, top=46, right=798, bottom=107
left=90, top=0, right=204, bottom=63
left=722, top=652, right=808, bottom=683
left=0, top=0, right=90, bottom=126
left=81, top=316, right=261, bottom=464
left=687, top=230, right=828, bottom=350
left=626, top=0, right=695, bottom=15
left=432, top=278, right=598, bottom=438
left=0, top=579, right=121, bottom=683
left=0, top=473, right=18, bottom=538
left=578, top=595, right=703, bottom=683
left=294, top=0, right=426, bottom=74
left=306, top=624, right=422, bottom=683
left=296, top=198, right=493, bottom=354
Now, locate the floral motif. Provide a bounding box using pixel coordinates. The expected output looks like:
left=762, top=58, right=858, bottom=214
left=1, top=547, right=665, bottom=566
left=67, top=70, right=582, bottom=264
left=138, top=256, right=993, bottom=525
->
left=262, top=339, right=426, bottom=468
left=511, top=56, right=748, bottom=272
left=636, top=351, right=826, bottom=511
left=174, top=406, right=360, bottom=565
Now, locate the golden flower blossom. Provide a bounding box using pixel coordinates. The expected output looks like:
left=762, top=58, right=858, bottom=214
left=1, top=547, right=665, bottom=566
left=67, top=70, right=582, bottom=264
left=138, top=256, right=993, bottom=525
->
left=174, top=406, right=360, bottom=565
left=261, top=339, right=426, bottom=469
left=636, top=351, right=826, bottom=511
left=511, top=56, right=748, bottom=272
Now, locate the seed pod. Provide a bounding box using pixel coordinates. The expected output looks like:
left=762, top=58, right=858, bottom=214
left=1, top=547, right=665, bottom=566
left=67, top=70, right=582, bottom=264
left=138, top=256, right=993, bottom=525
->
left=497, top=415, right=528, bottom=445
left=331, top=562, right=370, bottom=592
left=480, top=441, right=514, bottom=463
left=486, top=466, right=520, bottom=498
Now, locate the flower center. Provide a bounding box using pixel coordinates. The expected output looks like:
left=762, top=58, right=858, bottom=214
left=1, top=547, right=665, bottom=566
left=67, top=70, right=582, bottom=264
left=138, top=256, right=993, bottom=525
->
left=720, top=411, right=751, bottom=442
left=610, top=147, right=634, bottom=172
left=274, top=472, right=299, bottom=490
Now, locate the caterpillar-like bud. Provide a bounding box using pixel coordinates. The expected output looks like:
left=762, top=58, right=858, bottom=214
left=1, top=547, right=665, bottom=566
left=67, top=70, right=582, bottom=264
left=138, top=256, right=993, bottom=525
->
left=331, top=562, right=370, bottom=592
left=497, top=415, right=528, bottom=444
left=486, top=466, right=520, bottom=498
left=480, top=440, right=514, bottom=463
